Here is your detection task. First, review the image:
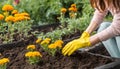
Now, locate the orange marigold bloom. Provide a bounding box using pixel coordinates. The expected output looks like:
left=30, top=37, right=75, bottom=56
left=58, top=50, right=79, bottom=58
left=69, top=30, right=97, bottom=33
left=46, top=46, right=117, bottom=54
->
left=14, top=13, right=22, bottom=17
left=2, top=4, right=14, bottom=11
left=21, top=12, right=30, bottom=17
left=54, top=40, right=63, bottom=48
left=68, top=7, right=77, bottom=12
left=5, top=16, right=15, bottom=22
left=71, top=4, right=76, bottom=8
left=0, top=14, right=4, bottom=20
left=14, top=16, right=25, bottom=22
left=12, top=10, right=18, bottom=14
left=61, top=8, right=67, bottom=13
left=69, top=7, right=74, bottom=11
left=25, top=51, right=42, bottom=57
left=36, top=38, right=42, bottom=44
left=27, top=45, right=36, bottom=50
left=48, top=44, right=57, bottom=49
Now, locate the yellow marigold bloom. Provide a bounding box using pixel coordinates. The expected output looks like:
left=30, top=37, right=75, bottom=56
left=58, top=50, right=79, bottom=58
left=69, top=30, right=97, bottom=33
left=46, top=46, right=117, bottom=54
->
left=12, top=10, right=18, bottom=14
left=14, top=13, right=22, bottom=17
left=71, top=4, right=76, bottom=8
left=61, top=8, right=67, bottom=13
left=0, top=58, right=9, bottom=65
left=5, top=16, right=15, bottom=22
left=2, top=4, right=14, bottom=11
left=27, top=45, right=36, bottom=50
left=54, top=40, right=63, bottom=48
left=14, top=16, right=25, bottom=22
left=0, top=14, right=4, bottom=20
left=41, top=38, right=51, bottom=45
left=36, top=38, right=42, bottom=44
left=21, top=12, right=29, bottom=17
left=14, top=17, right=19, bottom=22
left=25, top=51, right=42, bottom=57
left=48, top=44, right=57, bottom=49
left=14, top=13, right=30, bottom=22
left=17, top=16, right=25, bottom=21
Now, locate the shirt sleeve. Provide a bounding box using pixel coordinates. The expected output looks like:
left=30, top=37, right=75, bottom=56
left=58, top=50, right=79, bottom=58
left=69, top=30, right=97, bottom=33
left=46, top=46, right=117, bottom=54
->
left=91, top=9, right=108, bottom=25
left=96, top=12, right=120, bottom=41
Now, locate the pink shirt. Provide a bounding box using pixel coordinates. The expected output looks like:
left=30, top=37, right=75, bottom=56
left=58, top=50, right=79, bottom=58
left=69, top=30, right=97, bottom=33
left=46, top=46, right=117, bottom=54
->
left=91, top=7, right=120, bottom=41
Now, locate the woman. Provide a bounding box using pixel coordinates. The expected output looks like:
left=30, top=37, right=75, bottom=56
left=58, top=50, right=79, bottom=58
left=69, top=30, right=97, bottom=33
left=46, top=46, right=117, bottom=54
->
left=62, top=0, right=120, bottom=58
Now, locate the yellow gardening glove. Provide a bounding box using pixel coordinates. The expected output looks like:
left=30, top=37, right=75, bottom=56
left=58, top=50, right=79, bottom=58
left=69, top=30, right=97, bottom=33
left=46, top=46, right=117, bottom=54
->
left=62, top=37, right=91, bottom=56
left=80, top=31, right=90, bottom=39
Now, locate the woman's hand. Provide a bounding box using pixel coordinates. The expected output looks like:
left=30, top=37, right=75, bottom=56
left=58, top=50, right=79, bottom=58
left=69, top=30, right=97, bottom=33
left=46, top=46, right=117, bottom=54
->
left=62, top=32, right=91, bottom=56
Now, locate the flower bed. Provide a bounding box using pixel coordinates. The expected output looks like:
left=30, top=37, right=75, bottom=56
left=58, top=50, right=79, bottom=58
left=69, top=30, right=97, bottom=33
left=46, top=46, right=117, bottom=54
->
left=0, top=37, right=116, bottom=69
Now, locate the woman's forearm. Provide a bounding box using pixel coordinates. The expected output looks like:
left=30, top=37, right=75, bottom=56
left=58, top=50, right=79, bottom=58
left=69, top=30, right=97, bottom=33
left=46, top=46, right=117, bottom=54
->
left=85, top=21, right=99, bottom=34
left=90, top=34, right=101, bottom=45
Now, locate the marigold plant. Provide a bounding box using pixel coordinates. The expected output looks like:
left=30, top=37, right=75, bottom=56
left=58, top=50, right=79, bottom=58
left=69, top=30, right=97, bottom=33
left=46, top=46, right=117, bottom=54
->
left=68, top=4, right=77, bottom=19
left=58, top=7, right=67, bottom=28
left=39, top=38, right=51, bottom=52
left=37, top=37, right=64, bottom=56
left=0, top=4, right=33, bottom=44
left=25, top=51, right=42, bottom=64
left=48, top=39, right=63, bottom=56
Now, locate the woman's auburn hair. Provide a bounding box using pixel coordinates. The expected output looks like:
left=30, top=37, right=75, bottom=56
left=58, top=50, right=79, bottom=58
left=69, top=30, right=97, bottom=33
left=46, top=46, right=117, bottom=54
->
left=90, top=0, right=120, bottom=12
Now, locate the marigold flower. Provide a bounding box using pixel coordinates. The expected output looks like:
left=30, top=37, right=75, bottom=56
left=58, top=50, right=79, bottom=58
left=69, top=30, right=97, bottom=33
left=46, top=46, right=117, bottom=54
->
left=71, top=4, right=76, bottom=8
left=54, top=40, right=64, bottom=48
left=27, top=45, right=36, bottom=50
left=48, top=44, right=57, bottom=49
left=0, top=58, right=9, bottom=65
left=41, top=38, right=51, bottom=45
left=14, top=13, right=30, bottom=22
left=12, top=10, right=18, bottom=14
left=2, top=4, right=14, bottom=11
left=61, top=8, right=67, bottom=13
left=25, top=51, right=42, bottom=57
left=0, top=14, right=4, bottom=20
left=5, top=16, right=15, bottom=22
left=36, top=38, right=42, bottom=44
left=21, top=12, right=30, bottom=17
left=14, top=13, right=22, bottom=17
left=68, top=7, right=77, bottom=12
left=14, top=16, right=26, bottom=22
left=69, top=7, right=74, bottom=11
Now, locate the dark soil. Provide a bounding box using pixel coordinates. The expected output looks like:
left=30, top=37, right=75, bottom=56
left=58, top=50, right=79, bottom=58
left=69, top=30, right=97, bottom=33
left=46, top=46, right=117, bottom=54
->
left=0, top=39, right=115, bottom=69
left=0, top=24, right=116, bottom=69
